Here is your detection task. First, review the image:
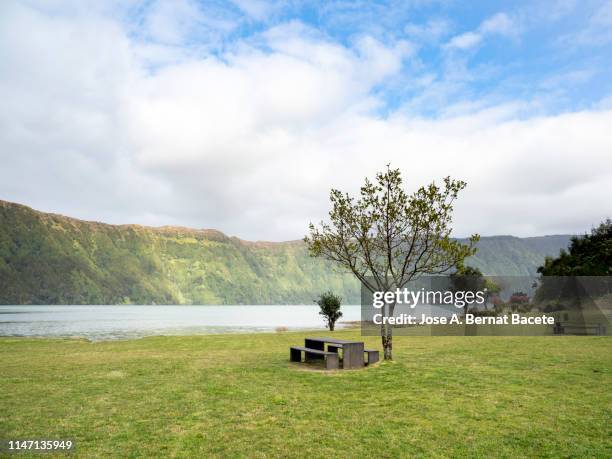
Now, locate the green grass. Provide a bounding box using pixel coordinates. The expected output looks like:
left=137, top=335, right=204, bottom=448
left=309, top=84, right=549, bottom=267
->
left=1, top=331, right=611, bottom=458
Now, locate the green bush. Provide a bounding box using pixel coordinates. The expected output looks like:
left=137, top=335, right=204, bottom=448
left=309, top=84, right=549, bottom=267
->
left=315, top=291, right=343, bottom=331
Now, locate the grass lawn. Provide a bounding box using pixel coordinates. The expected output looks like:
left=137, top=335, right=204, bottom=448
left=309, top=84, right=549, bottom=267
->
left=1, top=330, right=611, bottom=458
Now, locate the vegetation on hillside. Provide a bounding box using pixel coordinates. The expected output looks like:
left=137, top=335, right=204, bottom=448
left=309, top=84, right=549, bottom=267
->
left=0, top=200, right=571, bottom=304
left=0, top=200, right=357, bottom=304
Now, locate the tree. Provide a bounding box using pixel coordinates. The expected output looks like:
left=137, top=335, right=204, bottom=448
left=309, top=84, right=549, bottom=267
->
left=536, top=219, right=612, bottom=306
left=538, top=219, right=612, bottom=277
left=305, top=166, right=479, bottom=360
left=450, top=266, right=486, bottom=316
left=483, top=277, right=501, bottom=310
left=316, top=291, right=343, bottom=331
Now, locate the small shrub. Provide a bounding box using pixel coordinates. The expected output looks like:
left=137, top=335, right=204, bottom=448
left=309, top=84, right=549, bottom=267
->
left=315, top=291, right=343, bottom=331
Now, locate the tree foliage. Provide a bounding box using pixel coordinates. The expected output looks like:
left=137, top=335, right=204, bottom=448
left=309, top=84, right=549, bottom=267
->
left=305, top=166, right=478, bottom=359
left=450, top=266, right=486, bottom=315
left=315, top=291, right=343, bottom=331
left=535, top=219, right=612, bottom=307
left=538, top=219, right=612, bottom=276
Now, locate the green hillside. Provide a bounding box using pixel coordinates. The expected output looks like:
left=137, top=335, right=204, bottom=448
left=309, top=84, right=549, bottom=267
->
left=459, top=235, right=571, bottom=276
left=0, top=200, right=570, bottom=305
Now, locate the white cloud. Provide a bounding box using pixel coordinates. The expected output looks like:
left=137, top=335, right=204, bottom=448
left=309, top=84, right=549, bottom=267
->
left=0, top=2, right=610, bottom=241
left=445, top=12, right=518, bottom=51
left=480, top=13, right=515, bottom=36
left=138, top=0, right=239, bottom=48
left=404, top=18, right=451, bottom=43
left=230, top=0, right=272, bottom=21
left=566, top=0, right=612, bottom=46
left=540, top=69, right=594, bottom=89
left=445, top=31, right=482, bottom=50
left=592, top=0, right=612, bottom=26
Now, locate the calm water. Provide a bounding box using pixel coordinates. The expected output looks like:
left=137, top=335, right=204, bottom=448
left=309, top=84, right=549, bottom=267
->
left=0, top=305, right=362, bottom=341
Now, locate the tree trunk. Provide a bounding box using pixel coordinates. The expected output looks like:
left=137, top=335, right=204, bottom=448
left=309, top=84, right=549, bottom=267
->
left=381, top=302, right=394, bottom=360
left=382, top=326, right=393, bottom=360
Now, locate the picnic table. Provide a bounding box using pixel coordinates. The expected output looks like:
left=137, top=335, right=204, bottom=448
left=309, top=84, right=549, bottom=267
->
left=553, top=322, right=607, bottom=335
left=290, top=337, right=379, bottom=370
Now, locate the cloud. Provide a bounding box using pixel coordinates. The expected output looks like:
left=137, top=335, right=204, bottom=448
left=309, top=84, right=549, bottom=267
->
left=567, top=0, right=612, bottom=46
left=0, top=1, right=610, bottom=241
left=445, top=31, right=482, bottom=50
left=230, top=0, right=272, bottom=21
left=404, top=18, right=451, bottom=43
left=445, top=12, right=518, bottom=51
left=480, top=12, right=515, bottom=35
left=540, top=69, right=594, bottom=90
left=139, top=0, right=239, bottom=47
left=592, top=0, right=612, bottom=26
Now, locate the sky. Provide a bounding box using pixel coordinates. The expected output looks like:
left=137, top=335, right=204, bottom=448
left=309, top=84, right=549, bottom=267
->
left=1, top=0, right=611, bottom=241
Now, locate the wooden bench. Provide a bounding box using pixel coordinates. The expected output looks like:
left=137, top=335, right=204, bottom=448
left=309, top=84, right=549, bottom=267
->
left=364, top=349, right=379, bottom=365
left=328, top=344, right=380, bottom=366
left=290, top=346, right=339, bottom=370
left=553, top=322, right=607, bottom=336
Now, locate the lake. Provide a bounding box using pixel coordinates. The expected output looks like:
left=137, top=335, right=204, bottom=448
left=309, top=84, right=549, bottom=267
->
left=0, top=305, right=362, bottom=341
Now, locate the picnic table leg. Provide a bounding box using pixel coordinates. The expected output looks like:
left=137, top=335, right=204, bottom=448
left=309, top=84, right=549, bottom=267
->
left=342, top=342, right=364, bottom=369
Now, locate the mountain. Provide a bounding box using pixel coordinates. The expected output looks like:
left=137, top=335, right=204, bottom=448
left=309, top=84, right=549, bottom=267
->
left=0, top=200, right=571, bottom=305
left=458, top=235, right=572, bottom=277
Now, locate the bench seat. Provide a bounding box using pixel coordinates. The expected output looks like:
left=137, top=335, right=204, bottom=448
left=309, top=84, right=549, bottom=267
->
left=364, top=349, right=379, bottom=365
left=290, top=346, right=339, bottom=370
left=554, top=322, right=607, bottom=336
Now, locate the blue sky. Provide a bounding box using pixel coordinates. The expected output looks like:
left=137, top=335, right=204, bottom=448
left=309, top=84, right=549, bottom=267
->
left=121, top=0, right=612, bottom=117
left=0, top=0, right=611, bottom=240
